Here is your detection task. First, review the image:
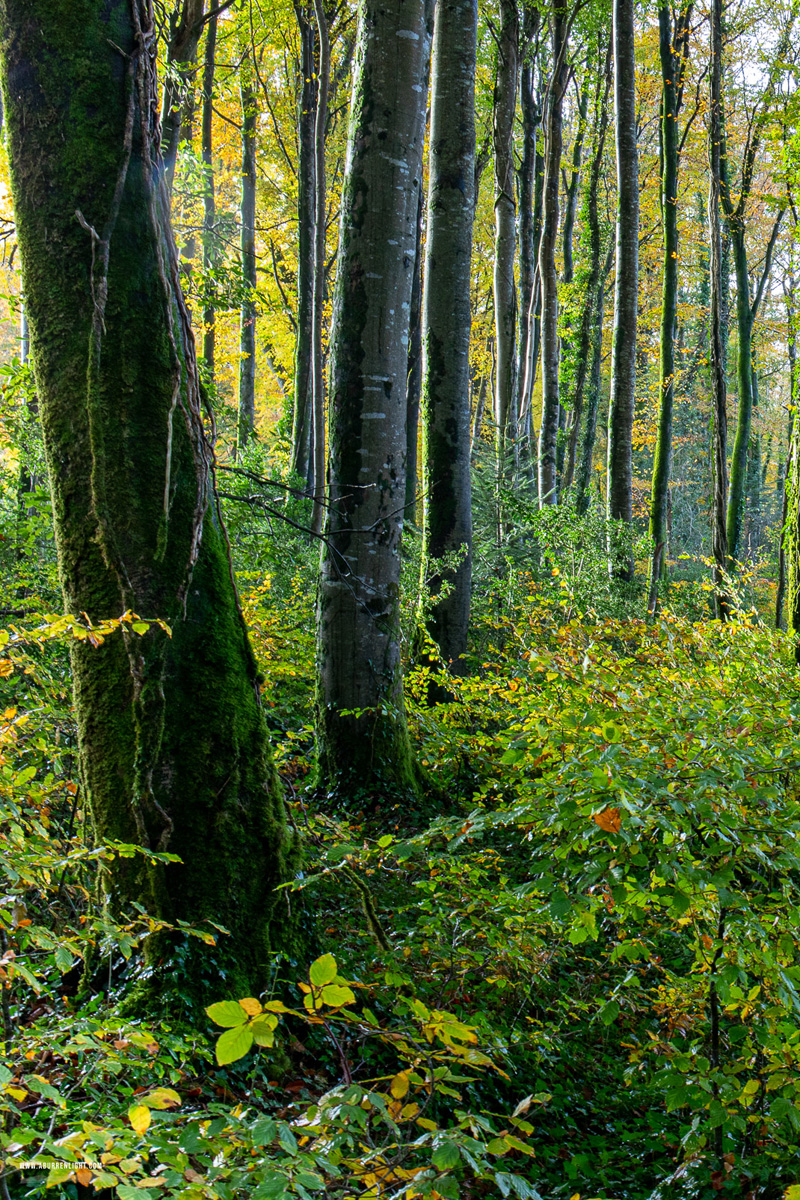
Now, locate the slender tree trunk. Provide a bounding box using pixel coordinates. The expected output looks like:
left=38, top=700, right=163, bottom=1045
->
left=406, top=8, right=435, bottom=524
left=0, top=0, right=294, bottom=997
left=316, top=0, right=427, bottom=798
left=291, top=5, right=316, bottom=483
left=563, top=38, right=610, bottom=493
left=421, top=0, right=477, bottom=673
left=201, top=12, right=217, bottom=381
left=406, top=186, right=424, bottom=525
left=492, top=0, right=519, bottom=476
left=648, top=2, right=691, bottom=614
left=309, top=0, right=330, bottom=537
left=575, top=248, right=613, bottom=514
left=237, top=46, right=258, bottom=457
left=515, top=50, right=538, bottom=461
left=161, top=0, right=204, bottom=193
left=726, top=226, right=754, bottom=566
left=708, top=0, right=728, bottom=615
left=537, top=0, right=568, bottom=507
left=606, top=0, right=639, bottom=574
left=561, top=72, right=589, bottom=287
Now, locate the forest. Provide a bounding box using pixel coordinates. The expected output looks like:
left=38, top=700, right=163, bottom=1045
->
left=2, top=0, right=800, bottom=1197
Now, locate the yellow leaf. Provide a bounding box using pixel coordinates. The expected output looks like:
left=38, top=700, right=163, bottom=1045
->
left=390, top=1071, right=410, bottom=1099
left=592, top=807, right=621, bottom=834
left=74, top=1169, right=93, bottom=1186
left=6, top=1087, right=27, bottom=1102
left=142, top=1087, right=181, bottom=1110
left=128, top=1104, right=152, bottom=1135
left=238, top=997, right=262, bottom=1017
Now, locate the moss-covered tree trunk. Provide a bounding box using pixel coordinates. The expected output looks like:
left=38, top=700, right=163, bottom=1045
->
left=309, top=0, right=330, bottom=538
left=420, top=0, right=477, bottom=673
left=0, top=0, right=295, bottom=997
left=647, top=1, right=692, bottom=615
left=291, top=2, right=317, bottom=485
left=237, top=45, right=258, bottom=457
left=606, top=0, right=639, bottom=575
left=160, top=0, right=204, bottom=193
left=201, top=11, right=217, bottom=381
left=537, top=0, right=567, bottom=507
left=563, top=35, right=610, bottom=495
left=316, top=0, right=428, bottom=799
left=492, top=0, right=519, bottom=476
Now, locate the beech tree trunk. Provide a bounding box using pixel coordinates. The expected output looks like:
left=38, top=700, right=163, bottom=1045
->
left=316, top=0, right=427, bottom=798
left=0, top=0, right=295, bottom=997
left=237, top=46, right=258, bottom=456
left=492, top=0, right=519, bottom=475
left=708, top=0, right=728, bottom=615
left=515, top=15, right=540, bottom=462
left=161, top=0, right=204, bottom=193
left=201, top=11, right=217, bottom=381
left=563, top=37, right=610, bottom=494
left=421, top=0, right=477, bottom=672
left=291, top=4, right=316, bottom=484
left=647, top=1, right=692, bottom=614
left=309, top=0, right=330, bottom=536
left=606, top=0, right=639, bottom=573
left=537, top=0, right=568, bottom=507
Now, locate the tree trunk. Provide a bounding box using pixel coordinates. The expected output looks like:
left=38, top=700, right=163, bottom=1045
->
left=161, top=0, right=204, bottom=193
left=708, top=0, right=728, bottom=615
left=316, top=0, right=428, bottom=799
left=309, top=0, right=330, bottom=537
left=291, top=4, right=316, bottom=484
left=237, top=46, right=258, bottom=457
left=492, top=0, right=519, bottom=476
left=575, top=249, right=612, bottom=515
left=537, top=0, right=568, bottom=507
left=201, top=12, right=217, bottom=381
left=406, top=186, right=424, bottom=525
left=606, top=0, right=639, bottom=573
left=647, top=1, right=691, bottom=614
left=515, top=17, right=540, bottom=459
left=0, top=0, right=294, bottom=997
left=421, top=0, right=477, bottom=673
left=563, top=37, right=610, bottom=493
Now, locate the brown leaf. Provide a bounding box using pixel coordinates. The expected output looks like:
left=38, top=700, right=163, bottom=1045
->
left=593, top=807, right=621, bottom=834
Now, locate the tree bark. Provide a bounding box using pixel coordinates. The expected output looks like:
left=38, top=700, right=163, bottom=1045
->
left=606, top=0, right=639, bottom=574
left=161, top=0, right=205, bottom=193
left=708, top=0, right=728, bottom=615
left=647, top=1, right=692, bottom=614
left=421, top=0, right=477, bottom=673
left=537, top=0, right=568, bottom=507
left=575, top=247, right=613, bottom=514
left=309, top=0, right=330, bottom=537
left=316, top=0, right=428, bottom=799
left=563, top=37, right=610, bottom=494
left=515, top=16, right=540, bottom=463
left=290, top=4, right=316, bottom=484
left=201, top=11, right=217, bottom=381
left=0, top=0, right=294, bottom=997
left=492, top=0, right=519, bottom=476
left=237, top=45, right=258, bottom=456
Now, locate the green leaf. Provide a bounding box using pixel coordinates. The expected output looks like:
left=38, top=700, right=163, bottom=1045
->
left=599, top=999, right=620, bottom=1025
left=309, top=953, right=337, bottom=987
left=296, top=1173, right=325, bottom=1191
left=251, top=1015, right=277, bottom=1047
left=432, top=1143, right=461, bottom=1171
left=207, top=1000, right=248, bottom=1028
left=377, top=834, right=393, bottom=848
left=320, top=983, right=356, bottom=1007
left=131, top=622, right=149, bottom=636
left=54, top=945, right=75, bottom=973
left=251, top=1117, right=278, bottom=1145
left=215, top=1023, right=254, bottom=1066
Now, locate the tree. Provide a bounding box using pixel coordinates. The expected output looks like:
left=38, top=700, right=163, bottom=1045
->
left=290, top=2, right=317, bottom=485
left=201, top=10, right=218, bottom=380
left=492, top=0, right=519, bottom=476
left=647, top=0, right=692, bottom=614
left=537, top=0, right=569, bottom=506
left=237, top=40, right=258, bottom=456
left=606, top=0, right=638, bottom=574
left=420, top=0, right=478, bottom=672
left=0, top=0, right=295, bottom=995
left=316, top=0, right=428, bottom=798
